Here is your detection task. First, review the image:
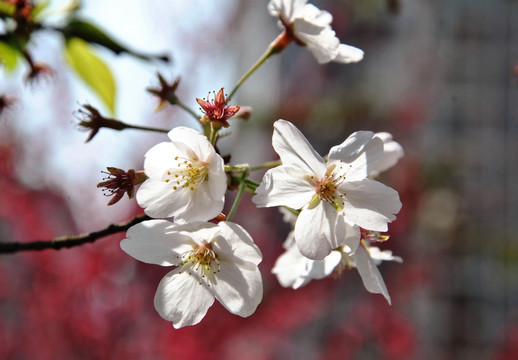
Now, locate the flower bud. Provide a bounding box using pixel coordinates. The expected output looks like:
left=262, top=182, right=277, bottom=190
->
left=235, top=106, right=252, bottom=120
left=147, top=73, right=181, bottom=111
left=97, top=167, right=146, bottom=206
left=75, top=104, right=125, bottom=142
left=0, top=95, right=16, bottom=119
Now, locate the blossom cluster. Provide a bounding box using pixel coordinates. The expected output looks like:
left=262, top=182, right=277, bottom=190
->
left=117, top=0, right=404, bottom=328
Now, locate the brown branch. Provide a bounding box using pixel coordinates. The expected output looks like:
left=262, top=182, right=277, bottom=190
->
left=0, top=214, right=150, bottom=255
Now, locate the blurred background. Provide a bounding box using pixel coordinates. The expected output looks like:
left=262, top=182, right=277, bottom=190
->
left=1, top=0, right=517, bottom=359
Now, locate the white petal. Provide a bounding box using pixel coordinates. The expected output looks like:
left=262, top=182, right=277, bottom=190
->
left=272, top=245, right=311, bottom=289
left=332, top=44, right=364, bottom=64
left=167, top=127, right=213, bottom=161
left=305, top=250, right=342, bottom=280
left=272, top=120, right=326, bottom=175
left=342, top=179, right=402, bottom=231
left=267, top=0, right=282, bottom=17
left=329, top=131, right=383, bottom=182
left=252, top=166, right=314, bottom=209
left=137, top=126, right=225, bottom=220
left=368, top=247, right=403, bottom=264
left=294, top=19, right=339, bottom=64
left=208, top=152, right=227, bottom=200
left=136, top=179, right=189, bottom=218
left=279, top=207, right=298, bottom=227
left=212, top=261, right=263, bottom=317
left=154, top=269, right=215, bottom=328
left=301, top=4, right=333, bottom=26
left=175, top=181, right=224, bottom=222
left=370, top=132, right=404, bottom=177
left=352, top=245, right=391, bottom=304
left=142, top=142, right=177, bottom=180
left=216, top=222, right=262, bottom=265
left=336, top=219, right=361, bottom=253
left=294, top=202, right=338, bottom=260
left=268, top=0, right=308, bottom=23
left=184, top=221, right=262, bottom=317
left=164, top=221, right=219, bottom=245
left=120, top=220, right=193, bottom=266
left=281, top=229, right=296, bottom=249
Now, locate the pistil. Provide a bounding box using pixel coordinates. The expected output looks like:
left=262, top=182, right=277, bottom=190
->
left=177, top=243, right=220, bottom=286
left=163, top=156, right=209, bottom=191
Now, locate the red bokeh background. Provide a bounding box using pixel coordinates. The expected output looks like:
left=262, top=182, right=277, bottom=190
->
left=2, top=0, right=518, bottom=359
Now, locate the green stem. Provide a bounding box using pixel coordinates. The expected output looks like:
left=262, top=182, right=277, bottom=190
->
left=209, top=124, right=218, bottom=145
left=228, top=48, right=275, bottom=101
left=227, top=30, right=292, bottom=101
left=282, top=206, right=300, bottom=217
left=250, top=160, right=281, bottom=171
left=226, top=169, right=249, bottom=221
left=244, top=179, right=260, bottom=193
left=225, top=160, right=281, bottom=174
left=224, top=164, right=250, bottom=172
left=175, top=99, right=201, bottom=121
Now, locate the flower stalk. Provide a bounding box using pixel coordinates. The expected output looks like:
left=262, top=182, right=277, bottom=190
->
left=75, top=104, right=169, bottom=141
left=227, top=30, right=292, bottom=101
left=227, top=168, right=249, bottom=221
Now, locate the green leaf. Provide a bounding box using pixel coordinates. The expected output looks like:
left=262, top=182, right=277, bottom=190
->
left=62, top=18, right=169, bottom=62
left=31, top=0, right=50, bottom=20
left=0, top=40, right=20, bottom=72
left=64, top=37, right=116, bottom=113
left=0, top=2, right=15, bottom=18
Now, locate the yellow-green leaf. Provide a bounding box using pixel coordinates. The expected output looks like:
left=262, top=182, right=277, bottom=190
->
left=0, top=41, right=20, bottom=72
left=64, top=37, right=116, bottom=113
left=31, top=0, right=50, bottom=20
left=0, top=2, right=15, bottom=17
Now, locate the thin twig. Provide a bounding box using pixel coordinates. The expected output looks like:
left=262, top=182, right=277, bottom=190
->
left=0, top=214, right=150, bottom=255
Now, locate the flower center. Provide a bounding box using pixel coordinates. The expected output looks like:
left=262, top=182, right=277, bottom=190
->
left=307, top=162, right=346, bottom=211
left=163, top=156, right=209, bottom=191
left=177, top=243, right=220, bottom=286
left=316, top=178, right=338, bottom=203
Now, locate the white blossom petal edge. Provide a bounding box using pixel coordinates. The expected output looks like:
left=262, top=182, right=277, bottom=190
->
left=120, top=220, right=263, bottom=328
left=253, top=120, right=402, bottom=260
left=272, top=235, right=402, bottom=304
left=370, top=132, right=404, bottom=177
left=136, top=127, right=227, bottom=222
left=268, top=0, right=364, bottom=64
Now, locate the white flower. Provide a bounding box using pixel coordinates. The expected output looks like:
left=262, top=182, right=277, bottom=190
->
left=272, top=230, right=341, bottom=289
left=267, top=0, right=364, bottom=64
left=253, top=120, right=401, bottom=260
left=370, top=132, right=404, bottom=177
left=272, top=235, right=402, bottom=304
left=121, top=220, right=263, bottom=329
left=136, top=127, right=227, bottom=222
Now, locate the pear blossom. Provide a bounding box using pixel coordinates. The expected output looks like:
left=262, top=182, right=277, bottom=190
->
left=121, top=220, right=263, bottom=329
left=268, top=0, right=364, bottom=64
left=370, top=132, right=404, bottom=177
left=253, top=120, right=401, bottom=260
left=136, top=126, right=227, bottom=222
